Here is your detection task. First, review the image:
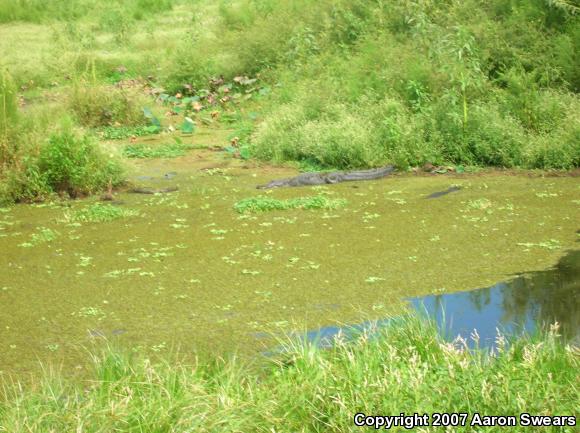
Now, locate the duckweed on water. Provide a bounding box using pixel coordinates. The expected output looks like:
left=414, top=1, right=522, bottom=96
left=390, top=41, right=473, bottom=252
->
left=234, top=195, right=347, bottom=213
left=1, top=159, right=578, bottom=379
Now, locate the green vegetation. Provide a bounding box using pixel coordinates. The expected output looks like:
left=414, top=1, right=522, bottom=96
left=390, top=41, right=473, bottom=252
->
left=234, top=195, right=347, bottom=213
left=1, top=0, right=578, bottom=205
left=239, top=0, right=580, bottom=169
left=68, top=81, right=147, bottom=128
left=37, top=131, right=123, bottom=197
left=17, top=227, right=59, bottom=247
left=0, top=70, right=123, bottom=204
left=64, top=203, right=139, bottom=223
left=1, top=318, right=576, bottom=432
left=0, top=0, right=174, bottom=24
left=0, top=3, right=578, bottom=429
left=96, top=125, right=159, bottom=140
left=123, top=140, right=193, bottom=159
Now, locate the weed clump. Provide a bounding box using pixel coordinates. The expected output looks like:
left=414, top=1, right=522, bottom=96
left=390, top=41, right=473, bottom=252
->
left=0, top=70, right=18, bottom=167
left=96, top=125, right=159, bottom=140
left=64, top=203, right=138, bottom=223
left=18, top=227, right=59, bottom=247
left=0, top=114, right=124, bottom=204
left=234, top=195, right=347, bottom=213
left=123, top=141, right=193, bottom=158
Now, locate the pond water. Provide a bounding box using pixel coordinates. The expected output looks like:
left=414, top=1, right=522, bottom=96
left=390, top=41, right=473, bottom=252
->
left=411, top=249, right=579, bottom=347
left=293, top=250, right=580, bottom=349
left=0, top=130, right=579, bottom=379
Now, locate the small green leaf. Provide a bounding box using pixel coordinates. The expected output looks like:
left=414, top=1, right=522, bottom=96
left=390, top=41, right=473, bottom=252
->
left=143, top=107, right=154, bottom=118
left=181, top=117, right=195, bottom=134
left=239, top=146, right=251, bottom=160
left=144, top=125, right=160, bottom=133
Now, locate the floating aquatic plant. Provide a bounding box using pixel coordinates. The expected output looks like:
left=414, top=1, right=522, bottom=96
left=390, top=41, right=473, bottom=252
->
left=64, top=203, right=138, bottom=223
left=18, top=227, right=59, bottom=247
left=123, top=140, right=193, bottom=158
left=234, top=195, right=347, bottom=213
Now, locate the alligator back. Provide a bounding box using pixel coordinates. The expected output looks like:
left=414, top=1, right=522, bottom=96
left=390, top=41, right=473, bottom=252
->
left=257, top=165, right=395, bottom=189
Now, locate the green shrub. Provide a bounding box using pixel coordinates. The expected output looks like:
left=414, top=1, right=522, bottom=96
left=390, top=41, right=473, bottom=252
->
left=37, top=130, right=123, bottom=198
left=525, top=127, right=580, bottom=170
left=0, top=70, right=126, bottom=204
left=239, top=0, right=580, bottom=170
left=98, top=6, right=135, bottom=45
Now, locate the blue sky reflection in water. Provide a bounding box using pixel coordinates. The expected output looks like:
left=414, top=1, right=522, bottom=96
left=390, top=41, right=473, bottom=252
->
left=299, top=250, right=579, bottom=350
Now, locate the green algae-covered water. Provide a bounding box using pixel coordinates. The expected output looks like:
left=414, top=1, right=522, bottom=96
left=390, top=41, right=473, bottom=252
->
left=1, top=131, right=579, bottom=378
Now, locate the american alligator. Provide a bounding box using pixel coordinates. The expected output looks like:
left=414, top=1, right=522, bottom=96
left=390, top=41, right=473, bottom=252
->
left=130, top=186, right=179, bottom=194
left=257, top=165, right=396, bottom=189
left=425, top=186, right=461, bottom=199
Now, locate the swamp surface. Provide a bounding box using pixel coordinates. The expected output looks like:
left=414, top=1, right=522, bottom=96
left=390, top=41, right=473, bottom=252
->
left=1, top=129, right=579, bottom=379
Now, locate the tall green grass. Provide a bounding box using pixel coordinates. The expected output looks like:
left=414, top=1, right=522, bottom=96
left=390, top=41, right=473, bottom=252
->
left=0, top=317, right=577, bottom=432
left=0, top=0, right=174, bottom=24
left=241, top=0, right=580, bottom=169
left=0, top=70, right=18, bottom=167
left=68, top=80, right=147, bottom=128
left=155, top=0, right=580, bottom=170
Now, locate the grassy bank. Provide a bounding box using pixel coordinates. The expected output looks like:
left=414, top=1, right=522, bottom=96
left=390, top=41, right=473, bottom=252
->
left=239, top=0, right=580, bottom=169
left=0, top=0, right=579, bottom=202
left=1, top=318, right=577, bottom=433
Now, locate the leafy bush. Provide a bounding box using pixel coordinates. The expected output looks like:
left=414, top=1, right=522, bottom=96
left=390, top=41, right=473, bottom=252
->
left=37, top=130, right=123, bottom=198
left=0, top=69, right=125, bottom=204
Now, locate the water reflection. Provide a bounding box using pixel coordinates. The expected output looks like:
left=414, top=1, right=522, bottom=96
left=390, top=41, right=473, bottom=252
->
left=301, top=250, right=580, bottom=349
left=412, top=250, right=579, bottom=346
